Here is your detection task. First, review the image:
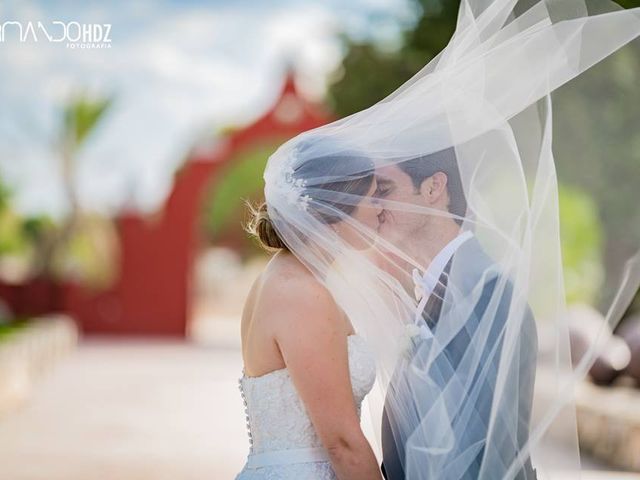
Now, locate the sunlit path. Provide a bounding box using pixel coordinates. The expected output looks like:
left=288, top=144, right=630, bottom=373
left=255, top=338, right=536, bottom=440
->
left=0, top=338, right=247, bottom=480
left=0, top=337, right=636, bottom=480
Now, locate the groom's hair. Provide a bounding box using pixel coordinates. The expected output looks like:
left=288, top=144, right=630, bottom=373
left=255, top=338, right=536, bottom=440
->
left=398, top=146, right=467, bottom=225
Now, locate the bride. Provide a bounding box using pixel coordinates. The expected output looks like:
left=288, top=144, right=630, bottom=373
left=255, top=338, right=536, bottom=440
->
left=234, top=0, right=640, bottom=479
left=236, top=138, right=384, bottom=479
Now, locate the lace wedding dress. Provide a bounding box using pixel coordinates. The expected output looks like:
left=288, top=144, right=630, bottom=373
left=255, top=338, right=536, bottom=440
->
left=235, top=334, right=376, bottom=479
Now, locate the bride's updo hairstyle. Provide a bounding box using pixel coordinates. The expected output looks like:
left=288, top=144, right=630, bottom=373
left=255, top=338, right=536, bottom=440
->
left=246, top=201, right=288, bottom=251
left=247, top=136, right=375, bottom=252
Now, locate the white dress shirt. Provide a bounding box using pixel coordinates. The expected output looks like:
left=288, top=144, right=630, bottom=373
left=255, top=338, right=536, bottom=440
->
left=412, top=230, right=474, bottom=335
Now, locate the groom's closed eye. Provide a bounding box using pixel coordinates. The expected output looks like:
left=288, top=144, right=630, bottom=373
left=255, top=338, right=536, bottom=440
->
left=374, top=179, right=394, bottom=198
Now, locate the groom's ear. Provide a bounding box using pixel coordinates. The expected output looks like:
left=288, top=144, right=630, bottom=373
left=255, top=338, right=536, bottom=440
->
left=420, top=171, right=448, bottom=204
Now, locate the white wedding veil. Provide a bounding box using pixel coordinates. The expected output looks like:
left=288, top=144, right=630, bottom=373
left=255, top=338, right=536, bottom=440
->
left=261, top=0, right=640, bottom=478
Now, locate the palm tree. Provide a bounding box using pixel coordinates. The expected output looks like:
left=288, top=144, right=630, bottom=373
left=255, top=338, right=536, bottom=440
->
left=30, top=92, right=113, bottom=281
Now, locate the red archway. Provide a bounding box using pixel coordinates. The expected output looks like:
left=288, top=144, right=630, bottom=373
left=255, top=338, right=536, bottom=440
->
left=0, top=71, right=332, bottom=337
left=66, top=71, right=331, bottom=336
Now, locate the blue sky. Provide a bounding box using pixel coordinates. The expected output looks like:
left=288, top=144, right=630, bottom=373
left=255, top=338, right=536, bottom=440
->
left=0, top=0, right=414, bottom=219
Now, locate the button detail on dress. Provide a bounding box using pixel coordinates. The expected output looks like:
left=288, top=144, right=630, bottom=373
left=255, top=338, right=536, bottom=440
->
left=238, top=376, right=254, bottom=453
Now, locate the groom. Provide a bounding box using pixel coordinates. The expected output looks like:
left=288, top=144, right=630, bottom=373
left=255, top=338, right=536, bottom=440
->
left=375, top=148, right=538, bottom=479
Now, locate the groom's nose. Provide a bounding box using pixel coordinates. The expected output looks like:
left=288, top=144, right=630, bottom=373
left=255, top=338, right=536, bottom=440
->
left=377, top=210, right=386, bottom=224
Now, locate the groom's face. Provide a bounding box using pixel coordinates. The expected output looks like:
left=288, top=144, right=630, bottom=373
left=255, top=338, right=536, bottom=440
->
left=374, top=164, right=431, bottom=244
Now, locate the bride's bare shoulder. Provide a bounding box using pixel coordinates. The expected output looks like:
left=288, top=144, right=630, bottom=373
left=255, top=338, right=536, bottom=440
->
left=255, top=253, right=351, bottom=350
left=261, top=252, right=332, bottom=304
left=243, top=253, right=349, bottom=339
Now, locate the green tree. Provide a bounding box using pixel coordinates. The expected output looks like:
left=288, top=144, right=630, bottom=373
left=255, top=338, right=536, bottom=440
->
left=328, top=0, right=638, bottom=116
left=552, top=41, right=640, bottom=311
left=558, top=185, right=604, bottom=304
left=328, top=0, right=459, bottom=117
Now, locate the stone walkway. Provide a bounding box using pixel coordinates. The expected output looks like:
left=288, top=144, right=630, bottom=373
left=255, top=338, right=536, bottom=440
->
left=0, top=337, right=248, bottom=480
left=0, top=337, right=638, bottom=480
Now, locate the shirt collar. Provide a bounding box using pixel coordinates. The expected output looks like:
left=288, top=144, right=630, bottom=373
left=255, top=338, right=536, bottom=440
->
left=413, top=230, right=473, bottom=300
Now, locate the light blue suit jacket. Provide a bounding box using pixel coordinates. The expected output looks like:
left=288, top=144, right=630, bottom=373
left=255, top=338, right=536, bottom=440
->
left=381, top=237, right=538, bottom=480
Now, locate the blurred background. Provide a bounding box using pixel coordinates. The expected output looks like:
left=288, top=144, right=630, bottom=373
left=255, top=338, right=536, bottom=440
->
left=0, top=0, right=639, bottom=479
